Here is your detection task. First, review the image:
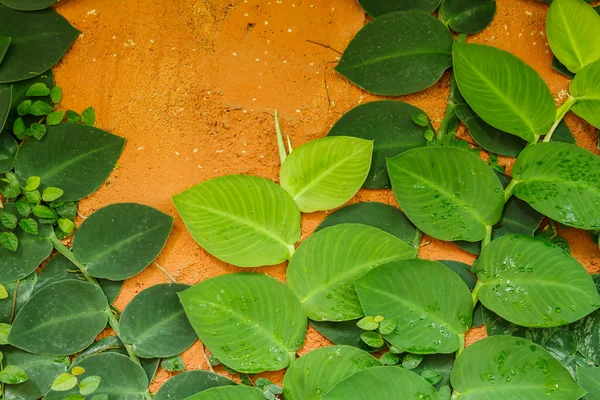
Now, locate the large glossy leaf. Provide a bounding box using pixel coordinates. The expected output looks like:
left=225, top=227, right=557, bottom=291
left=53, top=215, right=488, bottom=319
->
left=2, top=346, right=68, bottom=400
left=283, top=346, right=381, bottom=400
left=120, top=283, right=196, bottom=358
left=570, top=59, right=600, bottom=129
left=452, top=336, right=585, bottom=399
left=356, top=260, right=472, bottom=354
left=72, top=203, right=173, bottom=280
left=577, top=367, right=600, bottom=399
left=308, top=319, right=372, bottom=351
left=412, top=354, right=455, bottom=391
left=335, top=12, right=453, bottom=96
left=279, top=137, right=372, bottom=213
left=0, top=273, right=36, bottom=323
left=0, top=34, right=8, bottom=64
left=512, top=142, right=600, bottom=230
left=571, top=275, right=600, bottom=364
left=0, top=86, right=10, bottom=130
left=186, top=386, right=264, bottom=400
left=453, top=42, right=555, bottom=142
left=0, top=132, right=18, bottom=174
left=388, top=146, right=504, bottom=242
left=315, top=202, right=420, bottom=246
left=357, top=0, right=442, bottom=16
left=173, top=174, right=300, bottom=267
left=179, top=273, right=307, bottom=373
left=326, top=101, right=428, bottom=188
left=15, top=123, right=125, bottom=201
left=45, top=353, right=149, bottom=400
left=438, top=260, right=476, bottom=290
left=547, top=0, right=600, bottom=74
left=0, top=6, right=79, bottom=83
left=8, top=280, right=109, bottom=356
left=440, top=0, right=496, bottom=34
left=154, top=371, right=236, bottom=400
left=476, top=235, right=600, bottom=327
left=287, top=224, right=417, bottom=321
left=0, top=0, right=58, bottom=11
left=323, top=366, right=441, bottom=400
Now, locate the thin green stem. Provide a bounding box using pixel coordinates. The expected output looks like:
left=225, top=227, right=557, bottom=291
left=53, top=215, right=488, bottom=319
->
left=543, top=95, right=577, bottom=143
left=457, top=334, right=465, bottom=357
left=503, top=179, right=518, bottom=203
left=411, top=229, right=422, bottom=248
left=274, top=110, right=287, bottom=164
left=437, top=76, right=457, bottom=144
left=471, top=281, right=483, bottom=308
left=481, top=225, right=492, bottom=250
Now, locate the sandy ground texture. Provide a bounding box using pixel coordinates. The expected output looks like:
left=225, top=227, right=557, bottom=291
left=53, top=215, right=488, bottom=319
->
left=52, top=0, right=600, bottom=391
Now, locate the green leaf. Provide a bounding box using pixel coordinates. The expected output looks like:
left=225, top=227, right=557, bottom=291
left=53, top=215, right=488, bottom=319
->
left=0, top=365, right=28, bottom=385
left=25, top=176, right=40, bottom=191
left=287, top=224, right=417, bottom=321
left=50, top=86, right=62, bottom=103
left=179, top=273, right=307, bottom=373
left=570, top=59, right=600, bottom=129
left=28, top=100, right=53, bottom=116
left=32, top=205, right=57, bottom=219
left=451, top=336, right=585, bottom=399
left=280, top=136, right=372, bottom=213
left=357, top=0, right=442, bottom=16
left=453, top=42, right=555, bottom=142
left=0, top=132, right=18, bottom=175
left=51, top=373, right=77, bottom=391
left=57, top=218, right=75, bottom=235
left=283, top=345, right=381, bottom=400
left=15, top=200, right=31, bottom=216
left=0, top=231, right=18, bottom=251
left=547, top=0, right=600, bottom=74
left=42, top=187, right=64, bottom=202
left=160, top=355, right=184, bottom=372
left=0, top=211, right=17, bottom=229
left=360, top=331, right=384, bottom=348
left=571, top=308, right=600, bottom=364
left=120, top=283, right=196, bottom=358
left=421, top=369, right=443, bottom=385
left=185, top=386, right=265, bottom=400
left=322, top=366, right=441, bottom=400
left=66, top=110, right=80, bottom=123
left=476, top=235, right=600, bottom=327
left=380, top=351, right=400, bottom=365
left=356, top=316, right=379, bottom=331
left=81, top=107, right=95, bottom=126
left=356, top=260, right=472, bottom=354
left=44, top=353, right=148, bottom=400
left=8, top=280, right=109, bottom=356
left=18, top=219, right=38, bottom=235
left=309, top=319, right=373, bottom=351
left=402, top=353, right=424, bottom=369
left=378, top=318, right=397, bottom=335
left=412, top=354, right=454, bottom=390
left=26, top=83, right=50, bottom=97
left=154, top=371, right=236, bottom=400
left=0, top=284, right=6, bottom=299
left=388, top=146, right=504, bottom=242
left=0, top=0, right=58, bottom=11
left=577, top=367, right=600, bottom=399
left=72, top=203, right=172, bottom=280
left=0, top=274, right=36, bottom=324
left=327, top=101, right=428, bottom=188
left=16, top=100, right=30, bottom=116
left=79, top=376, right=101, bottom=396
left=12, top=118, right=25, bottom=135
left=0, top=71, right=54, bottom=124
left=30, top=123, right=46, bottom=140
left=0, top=322, right=11, bottom=344
left=438, top=260, right=477, bottom=290
left=440, top=0, right=496, bottom=34
left=336, top=12, right=452, bottom=96
left=15, top=123, right=125, bottom=202
left=0, top=6, right=78, bottom=83
left=0, top=84, right=12, bottom=128
left=173, top=174, right=300, bottom=267
left=46, top=110, right=64, bottom=126
left=0, top=35, right=9, bottom=65
left=512, top=142, right=600, bottom=230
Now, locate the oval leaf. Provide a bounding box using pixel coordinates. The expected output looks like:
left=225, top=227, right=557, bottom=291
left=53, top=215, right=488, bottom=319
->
left=72, top=203, right=173, bottom=280
left=120, top=283, right=196, bottom=358
left=0, top=86, right=11, bottom=131
left=287, top=224, right=417, bottom=321
left=476, top=235, right=600, bottom=327
left=388, top=146, right=505, bottom=242
left=326, top=101, right=428, bottom=189
left=451, top=336, right=585, bottom=399
left=357, top=0, right=442, bottom=17
left=173, top=174, right=300, bottom=267
left=336, top=11, right=452, bottom=96
left=453, top=42, right=555, bottom=142
left=512, top=142, right=600, bottom=230
left=0, top=0, right=58, bottom=11
left=570, top=59, right=600, bottom=128
left=356, top=260, right=473, bottom=354
left=154, top=371, right=236, bottom=400
left=179, top=273, right=307, bottom=374
left=0, top=273, right=36, bottom=323
left=8, top=280, right=108, bottom=356
left=186, top=386, right=264, bottom=400
left=0, top=132, right=18, bottom=174
left=440, top=0, right=496, bottom=34
left=280, top=136, right=372, bottom=213
left=15, top=123, right=125, bottom=201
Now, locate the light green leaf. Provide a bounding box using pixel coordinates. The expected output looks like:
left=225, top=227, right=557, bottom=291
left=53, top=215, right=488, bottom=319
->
left=42, top=187, right=64, bottom=202
left=25, top=83, right=50, bottom=97
left=160, top=355, right=184, bottom=372
left=280, top=136, right=372, bottom=213
left=57, top=218, right=75, bottom=235
left=387, top=146, right=504, bottom=242
left=51, top=373, right=77, bottom=391
left=173, top=174, right=300, bottom=267
left=79, top=376, right=101, bottom=396
left=577, top=367, right=600, bottom=399
left=46, top=110, right=64, bottom=126
left=357, top=0, right=442, bottom=16
left=179, top=273, right=307, bottom=374
left=453, top=42, right=555, bottom=142
left=0, top=211, right=17, bottom=229
left=154, top=371, right=235, bottom=400
left=185, top=386, right=265, bottom=400
left=0, top=0, right=58, bottom=11
left=81, top=107, right=95, bottom=126
left=336, top=12, right=452, bottom=96
left=451, top=336, right=585, bottom=399
left=440, top=0, right=496, bottom=34
left=0, top=322, right=11, bottom=344
left=287, top=224, right=417, bottom=321
left=570, top=59, right=600, bottom=128
left=0, top=365, right=28, bottom=385
left=50, top=86, right=62, bottom=103
left=356, top=260, right=472, bottom=354
left=25, top=176, right=40, bottom=191
left=0, top=284, right=7, bottom=299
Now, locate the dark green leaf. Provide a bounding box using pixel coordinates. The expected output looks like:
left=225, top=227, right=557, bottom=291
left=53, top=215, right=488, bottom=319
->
left=0, top=71, right=54, bottom=125
left=357, top=0, right=442, bottom=17
left=571, top=308, right=600, bottom=364
left=55, top=201, right=77, bottom=220
left=379, top=351, right=400, bottom=365
left=0, top=133, right=18, bottom=175
left=551, top=120, right=576, bottom=144
left=309, top=319, right=373, bottom=351
left=421, top=369, right=443, bottom=385
left=15, top=200, right=31, bottom=217
left=65, top=110, right=79, bottom=123
left=185, top=386, right=264, bottom=400
left=0, top=273, right=36, bottom=324
left=32, top=205, right=57, bottom=219
left=412, top=354, right=454, bottom=390
left=0, top=35, right=9, bottom=65
left=0, top=0, right=58, bottom=11
left=437, top=260, right=476, bottom=290
left=154, top=371, right=236, bottom=400
left=440, top=0, right=496, bottom=34
left=28, top=101, right=53, bottom=116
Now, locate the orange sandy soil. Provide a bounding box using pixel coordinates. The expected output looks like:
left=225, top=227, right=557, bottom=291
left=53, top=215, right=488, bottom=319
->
left=52, top=0, right=600, bottom=391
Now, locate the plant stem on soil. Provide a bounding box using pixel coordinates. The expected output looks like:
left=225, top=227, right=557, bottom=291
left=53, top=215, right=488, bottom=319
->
left=543, top=95, right=577, bottom=143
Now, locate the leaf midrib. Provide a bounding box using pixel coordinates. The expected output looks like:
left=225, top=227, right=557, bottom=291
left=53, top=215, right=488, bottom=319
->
left=447, top=3, right=493, bottom=25
left=38, top=143, right=120, bottom=182
left=129, top=309, right=186, bottom=346
left=481, top=278, right=597, bottom=300
left=457, top=383, right=582, bottom=397
left=556, top=1, right=584, bottom=69
left=515, top=176, right=600, bottom=193
left=340, top=49, right=450, bottom=71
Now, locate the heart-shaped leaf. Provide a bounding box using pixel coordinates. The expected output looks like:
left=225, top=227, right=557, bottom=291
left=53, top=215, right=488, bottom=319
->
left=451, top=336, right=585, bottom=399
left=0, top=273, right=36, bottom=323
left=287, top=224, right=417, bottom=321
left=173, top=174, right=300, bottom=267
left=15, top=123, right=125, bottom=201
left=357, top=0, right=442, bottom=17
left=453, top=42, right=555, bottom=142
left=179, top=273, right=307, bottom=374
left=72, top=203, right=173, bottom=280
left=570, top=59, right=600, bottom=129
left=8, top=280, right=109, bottom=356
left=547, top=0, right=600, bottom=74
left=440, top=0, right=496, bottom=34
left=120, top=283, right=196, bottom=358
left=280, top=136, right=372, bottom=213
left=577, top=367, right=600, bottom=398
left=323, top=366, right=441, bottom=400
left=154, top=371, right=236, bottom=400
left=44, top=353, right=149, bottom=400
left=335, top=11, right=453, bottom=96
left=326, top=101, right=428, bottom=189
left=475, top=235, right=600, bottom=327
left=0, top=0, right=58, bottom=11
left=512, top=142, right=600, bottom=230
left=388, top=146, right=505, bottom=242
left=0, top=6, right=78, bottom=83
left=356, top=260, right=472, bottom=354
left=186, top=386, right=264, bottom=400
left=283, top=346, right=380, bottom=400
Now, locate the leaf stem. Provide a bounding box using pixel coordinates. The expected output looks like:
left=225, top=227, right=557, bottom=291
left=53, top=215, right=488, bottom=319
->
left=437, top=75, right=458, bottom=144
left=481, top=225, right=492, bottom=250
left=457, top=334, right=465, bottom=357
left=543, top=95, right=577, bottom=143
left=274, top=110, right=287, bottom=164
left=471, top=281, right=483, bottom=308
left=503, top=179, right=518, bottom=203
